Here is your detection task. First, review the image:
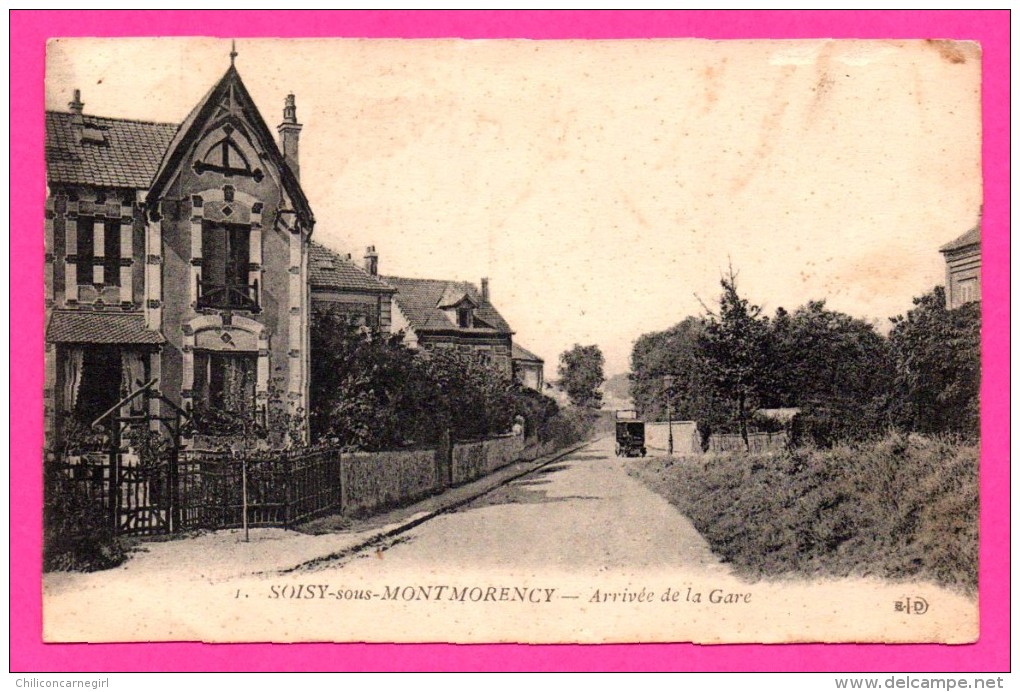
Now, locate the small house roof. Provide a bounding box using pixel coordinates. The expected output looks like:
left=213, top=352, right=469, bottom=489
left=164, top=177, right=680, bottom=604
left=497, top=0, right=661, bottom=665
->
left=309, top=242, right=395, bottom=293
left=511, top=343, right=544, bottom=363
left=45, top=111, right=178, bottom=189
left=383, top=276, right=513, bottom=335
left=940, top=225, right=981, bottom=253
left=436, top=285, right=477, bottom=310
left=755, top=407, right=801, bottom=423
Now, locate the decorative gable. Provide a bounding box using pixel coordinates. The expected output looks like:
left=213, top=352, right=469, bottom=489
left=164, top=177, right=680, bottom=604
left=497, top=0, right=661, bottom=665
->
left=146, top=65, right=313, bottom=228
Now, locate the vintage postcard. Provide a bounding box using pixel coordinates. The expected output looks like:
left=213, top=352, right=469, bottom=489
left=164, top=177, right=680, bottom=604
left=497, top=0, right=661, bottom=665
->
left=39, top=36, right=984, bottom=646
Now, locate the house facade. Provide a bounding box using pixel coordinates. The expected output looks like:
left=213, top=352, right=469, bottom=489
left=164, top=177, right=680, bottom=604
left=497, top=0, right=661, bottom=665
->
left=44, top=63, right=314, bottom=451
left=511, top=343, right=544, bottom=392
left=384, top=273, right=514, bottom=376
left=309, top=242, right=395, bottom=332
left=940, top=225, right=981, bottom=310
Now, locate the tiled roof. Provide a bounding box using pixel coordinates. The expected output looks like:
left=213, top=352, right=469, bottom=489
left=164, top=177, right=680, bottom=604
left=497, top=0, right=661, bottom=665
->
left=309, top=242, right=395, bottom=293
left=383, top=276, right=513, bottom=335
left=47, top=311, right=165, bottom=344
left=940, top=225, right=981, bottom=252
left=45, top=111, right=179, bottom=189
left=511, top=343, right=544, bottom=363
left=46, top=66, right=314, bottom=229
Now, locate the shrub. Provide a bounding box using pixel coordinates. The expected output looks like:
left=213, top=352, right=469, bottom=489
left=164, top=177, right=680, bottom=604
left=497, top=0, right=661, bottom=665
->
left=543, top=407, right=597, bottom=448
left=631, top=433, right=978, bottom=592
left=44, top=465, right=126, bottom=572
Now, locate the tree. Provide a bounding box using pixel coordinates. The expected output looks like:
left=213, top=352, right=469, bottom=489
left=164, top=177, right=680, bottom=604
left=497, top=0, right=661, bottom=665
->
left=422, top=348, right=516, bottom=441
left=769, top=300, right=894, bottom=445
left=888, top=286, right=980, bottom=437
left=699, top=270, right=770, bottom=447
left=310, top=306, right=522, bottom=448
left=310, top=308, right=438, bottom=449
left=558, top=344, right=606, bottom=409
left=629, top=316, right=729, bottom=430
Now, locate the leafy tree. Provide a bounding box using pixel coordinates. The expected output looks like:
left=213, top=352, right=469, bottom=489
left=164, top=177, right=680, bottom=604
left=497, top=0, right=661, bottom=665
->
left=310, top=308, right=437, bottom=449
left=699, top=270, right=770, bottom=446
left=422, top=348, right=516, bottom=441
left=888, top=286, right=980, bottom=437
left=558, top=344, right=606, bottom=409
left=310, top=306, right=522, bottom=448
left=629, top=317, right=729, bottom=435
left=768, top=301, right=894, bottom=445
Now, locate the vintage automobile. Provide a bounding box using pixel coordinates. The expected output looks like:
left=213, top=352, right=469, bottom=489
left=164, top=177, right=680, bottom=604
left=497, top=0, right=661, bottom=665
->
left=615, top=411, right=647, bottom=457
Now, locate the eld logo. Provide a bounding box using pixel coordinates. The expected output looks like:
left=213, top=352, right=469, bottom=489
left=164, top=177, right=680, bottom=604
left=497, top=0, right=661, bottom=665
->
left=894, top=596, right=929, bottom=615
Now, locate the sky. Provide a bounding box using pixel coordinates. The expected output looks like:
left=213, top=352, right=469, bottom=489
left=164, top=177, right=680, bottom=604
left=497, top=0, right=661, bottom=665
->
left=45, top=38, right=982, bottom=376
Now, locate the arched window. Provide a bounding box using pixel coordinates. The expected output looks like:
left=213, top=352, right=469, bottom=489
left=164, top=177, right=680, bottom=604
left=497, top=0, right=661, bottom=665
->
left=203, top=137, right=250, bottom=173
left=193, top=130, right=263, bottom=181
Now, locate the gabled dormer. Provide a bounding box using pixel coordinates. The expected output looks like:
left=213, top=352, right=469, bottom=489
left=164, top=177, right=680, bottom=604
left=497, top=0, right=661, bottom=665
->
left=437, top=287, right=479, bottom=328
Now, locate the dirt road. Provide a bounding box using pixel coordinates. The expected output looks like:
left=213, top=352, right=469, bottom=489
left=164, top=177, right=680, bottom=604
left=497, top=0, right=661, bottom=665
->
left=43, top=436, right=977, bottom=644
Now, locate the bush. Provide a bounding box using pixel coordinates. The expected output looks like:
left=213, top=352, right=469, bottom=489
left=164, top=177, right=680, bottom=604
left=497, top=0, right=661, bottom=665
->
left=631, top=433, right=978, bottom=592
left=311, top=310, right=523, bottom=450
left=889, top=287, right=980, bottom=438
left=543, top=407, right=597, bottom=448
left=44, top=466, right=126, bottom=572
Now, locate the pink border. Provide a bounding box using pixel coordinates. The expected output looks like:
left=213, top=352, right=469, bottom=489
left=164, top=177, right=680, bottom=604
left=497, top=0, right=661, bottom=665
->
left=11, top=11, right=1009, bottom=672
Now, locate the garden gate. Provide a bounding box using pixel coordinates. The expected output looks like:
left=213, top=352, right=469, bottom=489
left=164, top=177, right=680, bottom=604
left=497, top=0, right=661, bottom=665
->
left=89, top=378, right=190, bottom=536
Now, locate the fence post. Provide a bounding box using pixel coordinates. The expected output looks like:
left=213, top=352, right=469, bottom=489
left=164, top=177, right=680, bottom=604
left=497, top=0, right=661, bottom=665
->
left=168, top=446, right=178, bottom=534
left=108, top=417, right=120, bottom=535
left=339, top=451, right=347, bottom=514
left=284, top=449, right=293, bottom=527
left=169, top=416, right=180, bottom=534
left=442, top=428, right=452, bottom=488
left=338, top=449, right=346, bottom=514
left=241, top=455, right=249, bottom=542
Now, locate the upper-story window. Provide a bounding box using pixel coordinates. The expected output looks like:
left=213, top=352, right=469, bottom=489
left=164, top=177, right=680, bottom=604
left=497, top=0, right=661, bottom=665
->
left=957, top=278, right=979, bottom=305
left=199, top=221, right=257, bottom=311
left=75, top=217, right=121, bottom=286
left=457, top=307, right=472, bottom=328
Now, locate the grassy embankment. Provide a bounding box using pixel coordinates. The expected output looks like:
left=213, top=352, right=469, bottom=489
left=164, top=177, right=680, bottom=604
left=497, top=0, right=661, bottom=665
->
left=631, top=434, right=978, bottom=593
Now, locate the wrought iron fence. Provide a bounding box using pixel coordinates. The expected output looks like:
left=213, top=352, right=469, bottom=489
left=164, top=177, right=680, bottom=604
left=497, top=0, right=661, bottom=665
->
left=48, top=447, right=342, bottom=537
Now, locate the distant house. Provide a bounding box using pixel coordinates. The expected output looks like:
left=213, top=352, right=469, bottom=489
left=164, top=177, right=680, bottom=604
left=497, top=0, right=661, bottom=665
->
left=543, top=380, right=572, bottom=407
left=44, top=62, right=315, bottom=450
left=384, top=273, right=514, bottom=376
left=511, top=343, right=544, bottom=391
left=940, top=224, right=981, bottom=309
left=310, top=242, right=395, bottom=332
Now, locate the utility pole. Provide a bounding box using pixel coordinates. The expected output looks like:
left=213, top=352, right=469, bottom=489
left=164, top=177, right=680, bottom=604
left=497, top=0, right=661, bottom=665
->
left=663, top=375, right=674, bottom=456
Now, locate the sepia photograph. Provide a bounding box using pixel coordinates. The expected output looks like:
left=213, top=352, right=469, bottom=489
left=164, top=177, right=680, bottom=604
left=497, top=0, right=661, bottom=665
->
left=15, top=13, right=1005, bottom=671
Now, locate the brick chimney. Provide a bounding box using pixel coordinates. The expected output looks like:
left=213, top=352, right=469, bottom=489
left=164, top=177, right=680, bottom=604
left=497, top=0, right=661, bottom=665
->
left=277, top=93, right=302, bottom=180
left=364, top=246, right=378, bottom=276
left=481, top=277, right=490, bottom=302
left=68, top=89, right=84, bottom=126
